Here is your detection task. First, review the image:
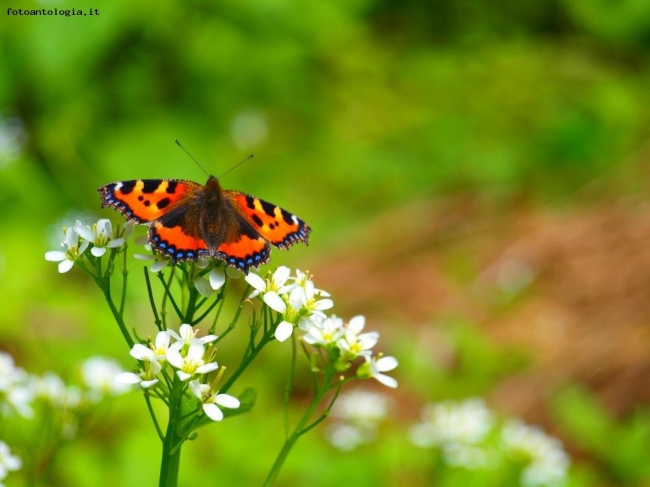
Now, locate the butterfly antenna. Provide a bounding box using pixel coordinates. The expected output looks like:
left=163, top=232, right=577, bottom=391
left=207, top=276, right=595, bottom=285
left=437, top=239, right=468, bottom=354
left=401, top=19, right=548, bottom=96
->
left=175, top=139, right=209, bottom=177
left=218, top=153, right=255, bottom=179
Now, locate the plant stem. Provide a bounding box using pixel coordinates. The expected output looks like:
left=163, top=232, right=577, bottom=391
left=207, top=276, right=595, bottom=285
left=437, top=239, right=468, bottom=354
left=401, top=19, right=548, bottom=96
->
left=262, top=369, right=335, bottom=487
left=159, top=378, right=183, bottom=487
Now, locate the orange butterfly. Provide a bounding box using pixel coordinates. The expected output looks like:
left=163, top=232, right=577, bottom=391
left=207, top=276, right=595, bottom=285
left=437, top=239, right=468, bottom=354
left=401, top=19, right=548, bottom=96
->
left=98, top=176, right=311, bottom=273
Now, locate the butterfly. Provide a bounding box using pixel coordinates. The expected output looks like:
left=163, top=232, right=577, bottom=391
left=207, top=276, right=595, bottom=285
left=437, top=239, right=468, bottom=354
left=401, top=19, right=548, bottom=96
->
left=98, top=175, right=311, bottom=273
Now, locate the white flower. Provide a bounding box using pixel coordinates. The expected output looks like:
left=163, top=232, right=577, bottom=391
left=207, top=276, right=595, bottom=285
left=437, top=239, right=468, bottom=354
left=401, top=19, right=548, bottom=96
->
left=501, top=420, right=569, bottom=487
left=338, top=316, right=379, bottom=359
left=326, top=389, right=391, bottom=451
left=303, top=315, right=345, bottom=346
left=189, top=380, right=240, bottom=421
left=33, top=372, right=82, bottom=408
left=274, top=321, right=294, bottom=342
left=193, top=267, right=227, bottom=297
left=359, top=355, right=398, bottom=388
left=150, top=330, right=172, bottom=361
left=245, top=266, right=293, bottom=299
left=0, top=441, right=21, bottom=481
left=116, top=344, right=163, bottom=389
left=134, top=252, right=170, bottom=273
left=332, top=389, right=392, bottom=424
left=81, top=356, right=131, bottom=399
left=45, top=227, right=89, bottom=273
left=169, top=324, right=218, bottom=350
left=297, top=279, right=333, bottom=322
left=166, top=343, right=218, bottom=381
left=74, top=219, right=129, bottom=257
left=409, top=398, right=495, bottom=448
left=0, top=352, right=34, bottom=418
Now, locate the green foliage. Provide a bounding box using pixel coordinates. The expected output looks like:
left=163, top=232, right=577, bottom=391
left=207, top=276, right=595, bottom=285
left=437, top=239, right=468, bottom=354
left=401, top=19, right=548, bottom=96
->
left=2, top=0, right=650, bottom=485
left=553, top=386, right=650, bottom=485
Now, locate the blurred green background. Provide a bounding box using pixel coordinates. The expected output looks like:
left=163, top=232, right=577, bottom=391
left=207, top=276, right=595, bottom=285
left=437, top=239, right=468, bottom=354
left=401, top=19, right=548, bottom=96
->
left=2, top=0, right=650, bottom=485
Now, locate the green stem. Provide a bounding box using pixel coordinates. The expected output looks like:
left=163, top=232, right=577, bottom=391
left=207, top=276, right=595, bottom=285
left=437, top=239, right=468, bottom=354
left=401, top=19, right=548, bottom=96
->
left=262, top=369, right=335, bottom=487
left=103, top=287, right=134, bottom=348
left=159, top=377, right=184, bottom=487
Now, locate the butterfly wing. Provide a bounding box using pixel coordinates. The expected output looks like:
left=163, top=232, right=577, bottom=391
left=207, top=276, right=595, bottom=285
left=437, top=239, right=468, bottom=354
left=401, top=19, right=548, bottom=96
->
left=148, top=204, right=210, bottom=262
left=224, top=190, right=311, bottom=250
left=214, top=212, right=272, bottom=272
left=98, top=179, right=202, bottom=223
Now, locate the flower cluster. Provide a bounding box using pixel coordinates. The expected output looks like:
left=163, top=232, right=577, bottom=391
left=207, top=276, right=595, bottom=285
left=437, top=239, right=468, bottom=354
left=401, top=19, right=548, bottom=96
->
left=117, top=324, right=240, bottom=422
left=0, top=352, right=131, bottom=485
left=325, top=389, right=392, bottom=451
left=45, top=219, right=133, bottom=273
left=245, top=267, right=333, bottom=342
left=409, top=398, right=496, bottom=469
left=0, top=441, right=21, bottom=486
left=501, top=420, right=570, bottom=487
left=409, top=398, right=570, bottom=486
left=245, top=267, right=398, bottom=388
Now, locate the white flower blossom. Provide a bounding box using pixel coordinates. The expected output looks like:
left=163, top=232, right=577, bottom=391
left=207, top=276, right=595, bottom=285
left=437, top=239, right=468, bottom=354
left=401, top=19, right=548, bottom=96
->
left=326, top=389, right=392, bottom=451
left=359, top=355, right=398, bottom=388
left=81, top=356, right=131, bottom=399
left=33, top=372, right=82, bottom=408
left=189, top=380, right=240, bottom=421
left=116, top=344, right=163, bottom=389
left=245, top=266, right=293, bottom=299
left=134, top=252, right=170, bottom=273
left=74, top=219, right=130, bottom=257
left=303, top=315, right=345, bottom=346
left=501, top=420, right=570, bottom=487
left=193, top=267, right=227, bottom=297
left=0, top=352, right=34, bottom=418
left=338, top=316, right=379, bottom=360
left=410, top=398, right=495, bottom=448
left=166, top=343, right=218, bottom=381
left=0, top=441, right=21, bottom=482
left=169, top=324, right=218, bottom=350
left=45, top=227, right=89, bottom=273
left=409, top=398, right=496, bottom=470
left=245, top=268, right=335, bottom=343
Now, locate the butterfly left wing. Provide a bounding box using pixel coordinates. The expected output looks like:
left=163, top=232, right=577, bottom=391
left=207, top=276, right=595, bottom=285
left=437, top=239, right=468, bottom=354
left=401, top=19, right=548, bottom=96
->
left=98, top=179, right=201, bottom=223
left=224, top=190, right=311, bottom=250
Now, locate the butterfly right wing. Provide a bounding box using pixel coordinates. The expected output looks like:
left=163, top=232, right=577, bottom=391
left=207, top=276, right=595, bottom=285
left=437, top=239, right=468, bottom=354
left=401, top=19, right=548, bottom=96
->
left=98, top=179, right=202, bottom=223
left=223, top=190, right=311, bottom=250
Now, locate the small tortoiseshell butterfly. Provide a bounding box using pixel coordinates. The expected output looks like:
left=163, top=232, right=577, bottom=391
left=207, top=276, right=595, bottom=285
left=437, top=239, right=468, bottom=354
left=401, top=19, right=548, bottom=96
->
left=98, top=176, right=311, bottom=273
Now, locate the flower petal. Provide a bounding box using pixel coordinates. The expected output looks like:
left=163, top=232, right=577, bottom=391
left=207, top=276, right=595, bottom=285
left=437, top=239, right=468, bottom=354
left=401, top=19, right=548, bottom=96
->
left=203, top=403, right=224, bottom=421
left=245, top=272, right=266, bottom=292
left=209, top=268, right=226, bottom=290
left=166, top=348, right=184, bottom=368
left=115, top=372, right=142, bottom=384
left=45, top=251, right=66, bottom=262
left=193, top=277, right=214, bottom=297
left=348, top=315, right=366, bottom=334
left=275, top=321, right=294, bottom=342
left=196, top=362, right=219, bottom=374
left=215, top=393, right=240, bottom=409
left=264, top=292, right=287, bottom=313
left=376, top=356, right=399, bottom=372
left=58, top=259, right=74, bottom=273
left=74, top=222, right=95, bottom=241
left=91, top=246, right=107, bottom=257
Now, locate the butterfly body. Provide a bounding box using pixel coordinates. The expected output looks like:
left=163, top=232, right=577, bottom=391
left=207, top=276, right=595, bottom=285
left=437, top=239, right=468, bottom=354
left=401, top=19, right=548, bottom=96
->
left=98, top=176, right=311, bottom=273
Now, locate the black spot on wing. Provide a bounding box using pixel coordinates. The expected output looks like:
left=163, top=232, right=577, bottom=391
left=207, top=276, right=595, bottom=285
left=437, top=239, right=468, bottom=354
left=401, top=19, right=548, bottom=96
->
left=157, top=197, right=171, bottom=209
left=246, top=195, right=256, bottom=210
left=166, top=181, right=178, bottom=194
left=251, top=214, right=263, bottom=227
left=119, top=181, right=136, bottom=195
left=260, top=200, right=276, bottom=217
left=281, top=209, right=294, bottom=225
left=142, top=180, right=160, bottom=193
